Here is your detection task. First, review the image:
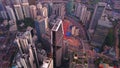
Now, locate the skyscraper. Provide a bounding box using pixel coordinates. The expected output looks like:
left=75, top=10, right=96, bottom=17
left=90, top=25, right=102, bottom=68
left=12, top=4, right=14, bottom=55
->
left=66, top=0, right=74, bottom=15
left=6, top=6, right=16, bottom=21
left=90, top=14, right=113, bottom=48
left=41, top=7, right=48, bottom=17
left=14, top=4, right=24, bottom=20
left=30, top=5, right=37, bottom=19
left=74, top=3, right=82, bottom=17
left=22, top=3, right=31, bottom=18
left=15, top=31, right=39, bottom=68
left=89, top=2, right=107, bottom=34
left=52, top=3, right=65, bottom=19
left=35, top=16, right=48, bottom=41
left=0, top=11, right=8, bottom=19
left=80, top=5, right=87, bottom=24
left=51, top=19, right=64, bottom=67
left=37, top=2, right=42, bottom=15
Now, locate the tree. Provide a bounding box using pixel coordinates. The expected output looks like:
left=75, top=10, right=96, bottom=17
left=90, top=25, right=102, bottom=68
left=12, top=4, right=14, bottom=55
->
left=105, top=29, right=114, bottom=46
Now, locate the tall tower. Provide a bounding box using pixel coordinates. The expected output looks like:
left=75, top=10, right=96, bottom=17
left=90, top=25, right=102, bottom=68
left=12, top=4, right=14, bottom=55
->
left=14, top=4, right=24, bottom=20
left=66, top=0, right=74, bottom=15
left=80, top=5, right=87, bottom=23
left=51, top=19, right=64, bottom=67
left=35, top=16, right=48, bottom=41
left=88, top=2, right=107, bottom=34
left=36, top=2, right=42, bottom=15
left=15, top=31, right=39, bottom=68
left=22, top=3, right=31, bottom=18
left=41, top=7, right=48, bottom=17
left=30, top=5, right=37, bottom=19
left=6, top=6, right=16, bottom=21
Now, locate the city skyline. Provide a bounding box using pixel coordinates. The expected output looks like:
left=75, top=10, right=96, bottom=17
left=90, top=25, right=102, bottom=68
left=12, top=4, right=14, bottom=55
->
left=0, top=0, right=120, bottom=68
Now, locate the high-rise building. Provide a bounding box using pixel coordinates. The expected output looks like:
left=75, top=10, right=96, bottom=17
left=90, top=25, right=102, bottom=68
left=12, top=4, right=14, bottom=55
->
left=74, top=3, right=82, bottom=17
left=14, top=4, right=24, bottom=20
left=66, top=0, right=74, bottom=15
left=0, top=10, right=8, bottom=19
left=30, top=5, right=37, bottom=19
left=37, top=2, right=42, bottom=15
left=22, top=3, right=31, bottom=18
left=90, top=14, right=113, bottom=48
left=89, top=2, right=107, bottom=34
left=35, top=16, right=48, bottom=41
left=52, top=3, right=65, bottom=19
left=6, top=6, right=16, bottom=21
left=74, top=3, right=90, bottom=24
left=80, top=5, right=87, bottom=24
left=15, top=31, right=40, bottom=68
left=41, top=7, right=48, bottom=17
left=51, top=19, right=64, bottom=67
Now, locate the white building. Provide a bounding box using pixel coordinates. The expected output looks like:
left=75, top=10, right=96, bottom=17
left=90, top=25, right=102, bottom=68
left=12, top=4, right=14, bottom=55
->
left=6, top=6, right=16, bottom=21
left=41, top=7, right=48, bottom=17
left=80, top=5, right=87, bottom=24
left=14, top=4, right=24, bottom=20
left=22, top=3, right=31, bottom=18
left=30, top=5, right=37, bottom=19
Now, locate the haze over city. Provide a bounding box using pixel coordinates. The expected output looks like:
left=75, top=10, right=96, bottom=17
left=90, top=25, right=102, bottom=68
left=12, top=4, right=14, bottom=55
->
left=0, top=0, right=120, bottom=68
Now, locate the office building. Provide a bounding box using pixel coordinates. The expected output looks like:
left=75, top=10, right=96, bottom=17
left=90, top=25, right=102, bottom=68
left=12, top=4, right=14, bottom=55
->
left=74, top=3, right=82, bottom=17
left=0, top=10, right=8, bottom=19
left=22, top=3, right=31, bottom=18
left=51, top=19, right=64, bottom=67
left=90, top=14, right=113, bottom=48
left=74, top=3, right=90, bottom=24
left=0, top=0, right=5, bottom=11
left=89, top=2, right=107, bottom=34
left=30, top=5, right=37, bottom=19
left=6, top=6, right=16, bottom=21
left=14, top=4, right=24, bottom=20
left=35, top=16, right=48, bottom=41
left=66, top=0, right=74, bottom=15
left=15, top=31, right=40, bottom=68
left=80, top=5, right=88, bottom=24
left=52, top=3, right=65, bottom=19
